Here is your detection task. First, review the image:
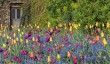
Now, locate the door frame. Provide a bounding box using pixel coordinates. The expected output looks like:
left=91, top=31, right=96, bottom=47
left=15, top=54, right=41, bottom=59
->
left=10, top=3, right=23, bottom=30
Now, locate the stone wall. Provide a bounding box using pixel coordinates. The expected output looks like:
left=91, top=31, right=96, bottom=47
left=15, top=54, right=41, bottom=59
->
left=0, top=0, right=25, bottom=26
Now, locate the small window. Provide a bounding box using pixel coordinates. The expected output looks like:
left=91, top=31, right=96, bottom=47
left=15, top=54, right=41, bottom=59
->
left=11, top=8, right=15, bottom=19
left=17, top=8, right=20, bottom=19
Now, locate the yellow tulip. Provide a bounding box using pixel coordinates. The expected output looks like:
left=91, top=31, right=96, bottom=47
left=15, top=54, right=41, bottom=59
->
left=37, top=25, right=39, bottom=29
left=107, top=22, right=109, bottom=28
left=48, top=22, right=50, bottom=28
left=20, top=34, right=22, bottom=37
left=101, top=32, right=104, bottom=37
left=89, top=25, right=92, bottom=29
left=56, top=26, right=58, bottom=29
left=65, top=26, right=67, bottom=29
left=96, top=22, right=98, bottom=27
left=103, top=38, right=108, bottom=46
left=3, top=44, right=6, bottom=48
left=50, top=37, right=53, bottom=42
left=86, top=25, right=88, bottom=29
left=26, top=39, right=29, bottom=44
left=13, top=33, right=16, bottom=37
left=47, top=55, right=51, bottom=63
left=22, top=32, right=24, bottom=35
left=69, top=26, right=72, bottom=31
left=50, top=28, right=53, bottom=32
left=35, top=24, right=36, bottom=27
left=32, top=37, right=35, bottom=41
left=3, top=34, right=6, bottom=37
left=78, top=23, right=80, bottom=27
left=57, top=54, right=61, bottom=60
left=20, top=39, right=23, bottom=43
left=18, top=29, right=20, bottom=32
left=102, top=23, right=104, bottom=27
left=16, top=38, right=19, bottom=41
left=58, top=23, right=62, bottom=27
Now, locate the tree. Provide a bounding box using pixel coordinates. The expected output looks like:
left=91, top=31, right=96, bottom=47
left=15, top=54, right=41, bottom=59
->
left=73, top=0, right=110, bottom=29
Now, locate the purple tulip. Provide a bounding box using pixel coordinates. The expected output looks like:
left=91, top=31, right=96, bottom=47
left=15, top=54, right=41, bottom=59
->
left=45, top=37, right=50, bottom=42
left=21, top=50, right=28, bottom=55
left=6, top=42, right=9, bottom=45
left=13, top=56, right=19, bottom=61
left=24, top=35, right=28, bottom=39
left=0, top=48, right=3, bottom=53
left=28, top=31, right=32, bottom=37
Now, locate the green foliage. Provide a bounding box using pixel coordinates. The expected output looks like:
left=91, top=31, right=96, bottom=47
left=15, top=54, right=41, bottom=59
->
left=73, top=0, right=110, bottom=28
left=47, top=0, right=74, bottom=23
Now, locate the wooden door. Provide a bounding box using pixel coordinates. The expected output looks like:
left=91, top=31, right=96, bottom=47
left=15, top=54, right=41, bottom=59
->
left=10, top=7, right=21, bottom=29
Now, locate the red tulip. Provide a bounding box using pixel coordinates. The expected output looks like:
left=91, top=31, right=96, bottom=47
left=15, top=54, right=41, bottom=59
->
left=73, top=55, right=77, bottom=60
left=17, top=58, right=22, bottom=63
left=84, top=55, right=87, bottom=60
left=75, top=43, right=78, bottom=47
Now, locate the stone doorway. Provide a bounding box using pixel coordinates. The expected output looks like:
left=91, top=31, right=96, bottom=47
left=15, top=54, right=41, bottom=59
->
left=10, top=4, right=22, bottom=29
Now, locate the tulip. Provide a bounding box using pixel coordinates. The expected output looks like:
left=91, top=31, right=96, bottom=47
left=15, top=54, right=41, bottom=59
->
left=57, top=54, right=61, bottom=60
left=47, top=55, right=51, bottom=63
left=73, top=55, right=77, bottom=60
left=13, top=39, right=16, bottom=44
left=3, top=44, right=6, bottom=48
left=86, top=25, right=88, bottom=29
left=29, top=52, right=34, bottom=58
left=13, top=56, right=18, bottom=61
left=101, top=32, right=104, bottom=37
left=50, top=28, right=53, bottom=32
left=20, top=38, right=23, bottom=43
left=50, top=37, right=53, bottom=42
left=103, top=38, right=108, bottom=46
left=17, top=58, right=22, bottom=63
left=37, top=25, right=40, bottom=29
left=0, top=48, right=3, bottom=53
left=84, top=55, right=87, bottom=60
left=67, top=51, right=72, bottom=58
left=89, top=40, right=93, bottom=45
left=32, top=37, right=35, bottom=41
left=26, top=39, right=29, bottom=44
left=16, top=38, right=19, bottom=41
left=102, top=23, right=104, bottom=27
left=58, top=23, right=62, bottom=27
left=96, top=22, right=98, bottom=27
left=75, top=43, right=78, bottom=47
left=107, top=22, right=109, bottom=28
left=21, top=50, right=28, bottom=55
left=13, top=33, right=16, bottom=37
left=45, top=37, right=50, bottom=42
left=52, top=59, right=56, bottom=63
left=70, top=26, right=72, bottom=32
left=18, top=29, right=20, bottom=32
left=20, top=34, right=22, bottom=37
left=6, top=42, right=9, bottom=45
left=31, top=56, right=37, bottom=60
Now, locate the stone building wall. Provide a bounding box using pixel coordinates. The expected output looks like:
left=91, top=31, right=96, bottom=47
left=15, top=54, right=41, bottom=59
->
left=0, top=0, right=25, bottom=26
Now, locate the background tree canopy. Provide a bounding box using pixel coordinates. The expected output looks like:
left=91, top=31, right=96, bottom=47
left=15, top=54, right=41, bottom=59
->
left=22, top=0, right=110, bottom=28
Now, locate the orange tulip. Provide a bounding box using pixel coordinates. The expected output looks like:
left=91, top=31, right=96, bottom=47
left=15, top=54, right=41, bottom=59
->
left=29, top=52, right=34, bottom=58
left=89, top=40, right=93, bottom=45
left=67, top=51, right=72, bottom=58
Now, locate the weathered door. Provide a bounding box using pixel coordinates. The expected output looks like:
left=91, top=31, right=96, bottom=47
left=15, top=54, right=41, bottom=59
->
left=10, top=7, right=21, bottom=29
